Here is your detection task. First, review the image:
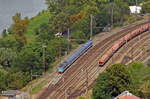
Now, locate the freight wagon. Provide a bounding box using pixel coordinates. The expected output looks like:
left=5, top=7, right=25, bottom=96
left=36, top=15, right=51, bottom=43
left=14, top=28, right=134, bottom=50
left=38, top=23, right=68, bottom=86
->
left=99, top=23, right=150, bottom=66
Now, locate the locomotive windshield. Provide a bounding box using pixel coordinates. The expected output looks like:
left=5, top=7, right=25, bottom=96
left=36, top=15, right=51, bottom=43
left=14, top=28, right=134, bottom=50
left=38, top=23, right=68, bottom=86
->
left=60, top=61, right=67, bottom=67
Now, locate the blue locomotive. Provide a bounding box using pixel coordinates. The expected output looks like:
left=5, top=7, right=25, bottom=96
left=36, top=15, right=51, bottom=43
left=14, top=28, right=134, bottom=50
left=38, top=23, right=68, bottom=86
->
left=57, top=40, right=93, bottom=73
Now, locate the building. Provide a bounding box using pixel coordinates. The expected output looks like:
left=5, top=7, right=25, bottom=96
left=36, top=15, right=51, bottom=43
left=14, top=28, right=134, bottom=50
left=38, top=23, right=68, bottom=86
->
left=0, top=90, right=24, bottom=99
left=129, top=6, right=142, bottom=14
left=114, top=91, right=140, bottom=99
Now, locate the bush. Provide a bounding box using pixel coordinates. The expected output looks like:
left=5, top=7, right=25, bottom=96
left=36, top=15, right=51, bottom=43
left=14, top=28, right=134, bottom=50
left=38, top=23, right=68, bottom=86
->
left=142, top=2, right=150, bottom=13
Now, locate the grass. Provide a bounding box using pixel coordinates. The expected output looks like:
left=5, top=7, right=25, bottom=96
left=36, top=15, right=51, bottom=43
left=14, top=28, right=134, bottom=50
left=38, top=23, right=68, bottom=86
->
left=127, top=62, right=150, bottom=88
left=30, top=80, right=45, bottom=94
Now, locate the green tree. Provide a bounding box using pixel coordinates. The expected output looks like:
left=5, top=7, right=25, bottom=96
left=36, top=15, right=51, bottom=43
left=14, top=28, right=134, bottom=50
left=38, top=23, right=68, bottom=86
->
left=140, top=80, right=150, bottom=98
left=96, top=9, right=111, bottom=27
left=93, top=73, right=111, bottom=99
left=49, top=12, right=70, bottom=33
left=0, top=38, right=17, bottom=49
left=147, top=58, right=150, bottom=67
left=2, top=29, right=7, bottom=38
left=71, top=17, right=90, bottom=38
left=142, top=2, right=150, bottom=13
left=37, top=23, right=55, bottom=43
left=71, top=30, right=87, bottom=44
left=0, top=48, right=16, bottom=67
left=12, top=47, right=42, bottom=75
left=0, top=66, right=8, bottom=92
left=106, top=64, right=132, bottom=97
left=7, top=71, right=25, bottom=89
left=12, top=13, right=29, bottom=45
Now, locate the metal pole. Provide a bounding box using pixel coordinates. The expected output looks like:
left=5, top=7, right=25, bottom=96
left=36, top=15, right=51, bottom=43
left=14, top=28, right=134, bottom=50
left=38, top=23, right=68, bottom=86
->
left=131, top=47, right=134, bottom=62
left=67, top=28, right=70, bottom=54
left=135, top=0, right=137, bottom=13
left=42, top=44, right=46, bottom=74
left=59, top=47, right=61, bottom=63
left=62, top=77, right=64, bottom=90
left=139, top=35, right=140, bottom=41
left=86, top=69, right=88, bottom=94
left=31, top=70, right=32, bottom=80
left=65, top=89, right=67, bottom=99
left=90, top=15, right=93, bottom=40
left=112, top=54, right=113, bottom=64
left=111, top=8, right=114, bottom=27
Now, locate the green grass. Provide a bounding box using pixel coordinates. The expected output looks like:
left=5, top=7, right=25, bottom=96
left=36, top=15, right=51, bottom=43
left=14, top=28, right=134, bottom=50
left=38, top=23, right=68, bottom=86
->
left=27, top=10, right=50, bottom=35
left=30, top=80, right=45, bottom=94
left=127, top=62, right=150, bottom=88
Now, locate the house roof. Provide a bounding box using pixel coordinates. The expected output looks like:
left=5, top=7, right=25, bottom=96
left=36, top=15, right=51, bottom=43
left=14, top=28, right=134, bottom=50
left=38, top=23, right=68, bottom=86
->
left=0, top=90, right=22, bottom=96
left=119, top=95, right=140, bottom=99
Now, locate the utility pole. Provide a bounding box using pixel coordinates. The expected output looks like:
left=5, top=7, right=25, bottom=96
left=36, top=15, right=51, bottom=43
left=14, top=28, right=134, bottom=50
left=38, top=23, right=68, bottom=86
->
left=131, top=47, right=134, bottom=62
left=31, top=70, right=32, bottom=81
left=135, top=0, right=138, bottom=13
left=86, top=68, right=88, bottom=94
left=62, top=77, right=65, bottom=90
left=90, top=14, right=93, bottom=40
left=112, top=54, right=114, bottom=64
left=42, top=43, right=47, bottom=74
left=59, top=47, right=62, bottom=63
left=67, top=28, right=70, bottom=54
left=111, top=8, right=114, bottom=27
left=65, top=89, right=67, bottom=99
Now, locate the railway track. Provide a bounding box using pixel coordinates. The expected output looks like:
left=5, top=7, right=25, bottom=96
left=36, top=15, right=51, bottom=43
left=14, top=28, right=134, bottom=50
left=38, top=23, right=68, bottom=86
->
left=38, top=21, right=150, bottom=99
left=59, top=30, right=150, bottom=99
left=61, top=32, right=150, bottom=99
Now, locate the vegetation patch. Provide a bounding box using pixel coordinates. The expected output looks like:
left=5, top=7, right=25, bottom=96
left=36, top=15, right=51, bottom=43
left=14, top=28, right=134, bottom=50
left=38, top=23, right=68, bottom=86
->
left=30, top=81, right=45, bottom=94
left=27, top=10, right=50, bottom=35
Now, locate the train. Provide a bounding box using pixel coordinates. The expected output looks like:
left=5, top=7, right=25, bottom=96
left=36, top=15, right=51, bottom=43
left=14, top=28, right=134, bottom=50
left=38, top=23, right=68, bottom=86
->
left=58, top=40, right=93, bottom=73
left=99, top=23, right=150, bottom=66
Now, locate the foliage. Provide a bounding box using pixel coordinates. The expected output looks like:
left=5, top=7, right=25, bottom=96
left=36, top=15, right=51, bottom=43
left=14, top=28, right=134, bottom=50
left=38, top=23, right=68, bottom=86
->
left=36, top=23, right=55, bottom=43
left=140, top=80, right=150, bottom=98
left=2, top=29, right=7, bottom=38
left=71, top=17, right=90, bottom=38
left=142, top=2, right=150, bottom=13
left=127, top=62, right=150, bottom=88
left=12, top=43, right=42, bottom=75
left=49, top=12, right=70, bottom=32
left=0, top=67, right=8, bottom=92
left=92, top=73, right=111, bottom=99
left=0, top=38, right=17, bottom=49
left=78, top=96, right=85, bottom=99
left=27, top=10, right=50, bottom=35
left=0, top=0, right=149, bottom=93
left=127, top=62, right=150, bottom=98
left=0, top=67, right=27, bottom=91
left=30, top=81, right=45, bottom=94
left=71, top=30, right=87, bottom=44
left=12, top=13, right=29, bottom=45
left=96, top=10, right=111, bottom=27
left=106, top=64, right=132, bottom=97
left=93, top=64, right=133, bottom=99
left=147, top=58, right=150, bottom=67
left=0, top=48, right=16, bottom=67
